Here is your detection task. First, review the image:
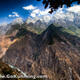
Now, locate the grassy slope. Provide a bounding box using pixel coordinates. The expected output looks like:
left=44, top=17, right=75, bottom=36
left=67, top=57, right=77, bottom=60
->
left=54, top=24, right=80, bottom=37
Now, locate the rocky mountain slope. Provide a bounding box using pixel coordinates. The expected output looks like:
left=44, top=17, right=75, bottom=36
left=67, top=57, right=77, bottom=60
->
left=0, top=18, right=23, bottom=35
left=0, top=61, right=44, bottom=80
left=0, top=61, right=27, bottom=80
left=0, top=24, right=80, bottom=80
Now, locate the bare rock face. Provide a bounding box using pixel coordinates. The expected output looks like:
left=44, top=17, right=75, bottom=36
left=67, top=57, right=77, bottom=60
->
left=1, top=24, right=80, bottom=80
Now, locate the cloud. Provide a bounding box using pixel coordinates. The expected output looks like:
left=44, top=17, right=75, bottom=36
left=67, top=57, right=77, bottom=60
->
left=30, top=8, right=50, bottom=17
left=8, top=12, right=19, bottom=18
left=40, top=9, right=50, bottom=15
left=23, top=5, right=36, bottom=10
left=22, top=4, right=50, bottom=17
left=30, top=9, right=40, bottom=17
left=67, top=5, right=80, bottom=13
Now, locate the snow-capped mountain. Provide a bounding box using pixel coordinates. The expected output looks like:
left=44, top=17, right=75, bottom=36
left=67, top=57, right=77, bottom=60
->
left=26, top=16, right=52, bottom=31
left=26, top=5, right=80, bottom=28
left=0, top=18, right=23, bottom=35
left=11, top=17, right=23, bottom=25
left=51, top=6, right=80, bottom=28
left=0, top=23, right=11, bottom=35
left=1, top=5, right=80, bottom=35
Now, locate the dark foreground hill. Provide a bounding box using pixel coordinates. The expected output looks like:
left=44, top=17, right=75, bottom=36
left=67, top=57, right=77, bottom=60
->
left=1, top=24, right=80, bottom=80
left=0, top=61, right=44, bottom=80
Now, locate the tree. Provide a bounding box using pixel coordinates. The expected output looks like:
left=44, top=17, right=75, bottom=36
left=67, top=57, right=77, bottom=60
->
left=37, top=0, right=80, bottom=13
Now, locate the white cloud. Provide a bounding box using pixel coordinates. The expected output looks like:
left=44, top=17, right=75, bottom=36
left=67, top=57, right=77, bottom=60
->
left=67, top=5, right=80, bottom=13
left=30, top=9, right=40, bottom=17
left=30, top=8, right=50, bottom=17
left=22, top=4, right=50, bottom=17
left=8, top=12, right=19, bottom=18
left=40, top=9, right=50, bottom=15
left=23, top=5, right=36, bottom=10
left=31, top=13, right=36, bottom=17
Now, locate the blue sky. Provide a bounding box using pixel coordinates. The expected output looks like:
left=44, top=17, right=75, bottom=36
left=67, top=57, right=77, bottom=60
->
left=0, top=0, right=79, bottom=24
left=0, top=0, right=44, bottom=24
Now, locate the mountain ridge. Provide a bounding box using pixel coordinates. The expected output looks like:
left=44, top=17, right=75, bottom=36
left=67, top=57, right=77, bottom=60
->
left=1, top=24, right=80, bottom=80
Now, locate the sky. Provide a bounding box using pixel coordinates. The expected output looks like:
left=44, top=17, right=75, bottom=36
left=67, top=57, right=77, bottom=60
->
left=0, top=0, right=79, bottom=24
left=0, top=0, right=45, bottom=24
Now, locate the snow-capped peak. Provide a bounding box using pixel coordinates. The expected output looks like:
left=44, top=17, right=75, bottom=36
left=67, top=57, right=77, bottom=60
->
left=0, top=18, right=24, bottom=35
left=0, top=22, right=7, bottom=26
left=11, top=17, right=23, bottom=25
left=26, top=5, right=80, bottom=28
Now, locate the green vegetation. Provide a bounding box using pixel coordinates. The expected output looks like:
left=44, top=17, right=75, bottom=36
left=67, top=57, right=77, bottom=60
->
left=53, top=24, right=80, bottom=37
left=26, top=26, right=45, bottom=34
left=32, top=27, right=44, bottom=34
left=62, top=27, right=76, bottom=35
left=62, top=26, right=80, bottom=37
left=6, top=21, right=80, bottom=39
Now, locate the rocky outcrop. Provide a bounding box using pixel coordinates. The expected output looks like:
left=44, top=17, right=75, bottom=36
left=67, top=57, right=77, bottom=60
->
left=1, top=24, right=80, bottom=80
left=0, top=61, right=26, bottom=80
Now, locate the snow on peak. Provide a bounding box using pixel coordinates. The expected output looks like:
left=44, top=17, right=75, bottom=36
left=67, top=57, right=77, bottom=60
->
left=0, top=18, right=24, bottom=35
left=11, top=17, right=23, bottom=25
left=26, top=5, right=80, bottom=28
left=0, top=22, right=7, bottom=26
left=26, top=17, right=39, bottom=24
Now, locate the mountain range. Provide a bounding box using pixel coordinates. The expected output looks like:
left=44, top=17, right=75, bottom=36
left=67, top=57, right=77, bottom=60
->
left=0, top=24, right=80, bottom=80
left=0, top=18, right=23, bottom=35
left=26, top=5, right=80, bottom=28
left=1, top=5, right=80, bottom=36
left=0, top=5, right=80, bottom=80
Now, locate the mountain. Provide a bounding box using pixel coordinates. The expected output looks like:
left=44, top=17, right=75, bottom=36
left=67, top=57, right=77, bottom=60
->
left=0, top=61, right=27, bottom=80
left=51, top=10, right=80, bottom=28
left=11, top=17, right=23, bottom=25
left=26, top=5, right=80, bottom=29
left=1, top=6, right=80, bottom=35
left=24, top=6, right=80, bottom=35
left=26, top=20, right=47, bottom=34
left=1, top=5, right=80, bottom=35
left=1, top=24, right=80, bottom=80
left=0, top=23, right=11, bottom=35
left=0, top=18, right=23, bottom=35
left=52, top=5, right=80, bottom=28
left=0, top=60, right=44, bottom=80
left=25, top=13, right=80, bottom=37
left=25, top=16, right=52, bottom=34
